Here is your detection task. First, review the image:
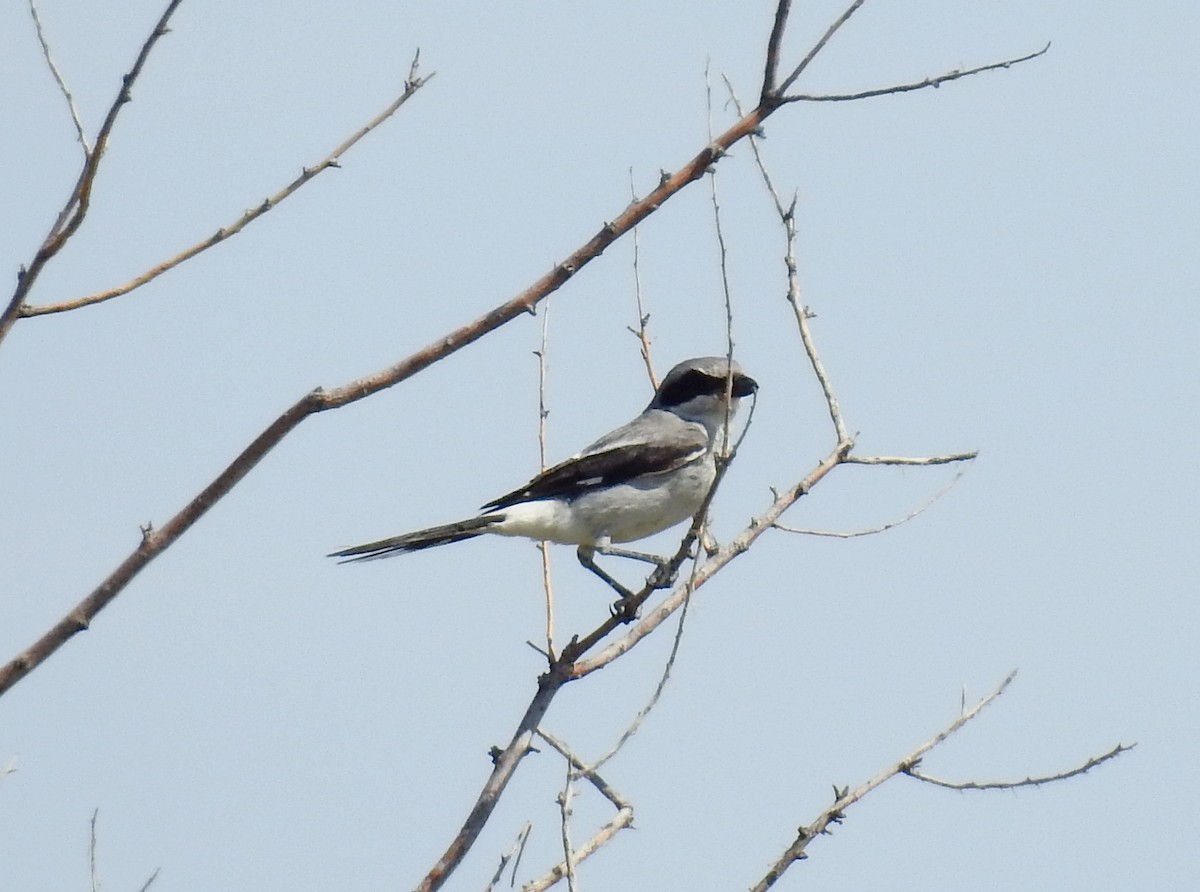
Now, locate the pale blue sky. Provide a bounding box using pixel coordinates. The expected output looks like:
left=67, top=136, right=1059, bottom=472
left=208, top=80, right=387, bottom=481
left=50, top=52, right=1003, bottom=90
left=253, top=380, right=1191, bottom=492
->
left=2, top=2, right=1197, bottom=890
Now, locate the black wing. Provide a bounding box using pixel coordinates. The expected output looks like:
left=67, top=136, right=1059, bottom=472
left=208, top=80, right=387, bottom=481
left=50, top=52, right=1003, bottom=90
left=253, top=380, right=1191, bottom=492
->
left=482, top=438, right=706, bottom=511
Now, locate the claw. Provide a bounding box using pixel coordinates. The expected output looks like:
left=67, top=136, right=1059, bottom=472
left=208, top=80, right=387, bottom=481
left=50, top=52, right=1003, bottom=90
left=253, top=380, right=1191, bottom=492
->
left=648, top=561, right=677, bottom=589
left=609, top=595, right=640, bottom=622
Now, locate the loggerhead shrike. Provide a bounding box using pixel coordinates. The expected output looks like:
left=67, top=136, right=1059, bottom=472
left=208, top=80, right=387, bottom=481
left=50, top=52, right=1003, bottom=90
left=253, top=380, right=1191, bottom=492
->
left=330, top=356, right=758, bottom=597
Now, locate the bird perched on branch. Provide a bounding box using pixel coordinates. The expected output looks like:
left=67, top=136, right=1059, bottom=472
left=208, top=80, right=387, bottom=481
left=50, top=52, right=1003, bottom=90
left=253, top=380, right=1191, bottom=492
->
left=331, top=356, right=757, bottom=598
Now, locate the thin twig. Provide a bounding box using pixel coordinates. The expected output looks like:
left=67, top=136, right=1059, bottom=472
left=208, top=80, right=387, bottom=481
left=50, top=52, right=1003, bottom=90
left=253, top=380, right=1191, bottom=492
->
left=557, top=759, right=577, bottom=892
left=27, top=0, right=89, bottom=151
left=23, top=55, right=435, bottom=318
left=136, top=868, right=162, bottom=892
left=0, top=36, right=788, bottom=703
left=0, top=0, right=185, bottom=348
left=89, top=809, right=100, bottom=892
left=749, top=672, right=1020, bottom=892
left=626, top=170, right=658, bottom=389
left=775, top=0, right=868, bottom=97
left=781, top=44, right=1051, bottom=103
left=526, top=732, right=634, bottom=892
left=535, top=302, right=557, bottom=663
left=727, top=77, right=851, bottom=447
left=844, top=452, right=978, bottom=466
left=572, top=442, right=848, bottom=678
left=484, top=823, right=530, bottom=892
left=585, top=567, right=695, bottom=776
left=905, top=742, right=1135, bottom=791
left=0, top=755, right=17, bottom=786
left=774, top=468, right=968, bottom=538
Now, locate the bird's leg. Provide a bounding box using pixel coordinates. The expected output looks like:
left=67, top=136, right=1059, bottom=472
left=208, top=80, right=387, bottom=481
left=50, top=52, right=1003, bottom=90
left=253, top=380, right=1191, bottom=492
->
left=595, top=543, right=679, bottom=590
left=576, top=545, right=636, bottom=601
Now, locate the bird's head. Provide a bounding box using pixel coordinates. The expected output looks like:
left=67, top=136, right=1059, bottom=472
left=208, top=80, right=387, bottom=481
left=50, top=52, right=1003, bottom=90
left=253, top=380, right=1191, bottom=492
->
left=648, top=356, right=758, bottom=438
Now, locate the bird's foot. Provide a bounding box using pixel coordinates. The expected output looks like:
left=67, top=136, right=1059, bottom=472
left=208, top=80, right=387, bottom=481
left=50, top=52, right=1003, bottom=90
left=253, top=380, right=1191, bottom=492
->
left=647, top=561, right=678, bottom=590
left=609, top=594, right=641, bottom=622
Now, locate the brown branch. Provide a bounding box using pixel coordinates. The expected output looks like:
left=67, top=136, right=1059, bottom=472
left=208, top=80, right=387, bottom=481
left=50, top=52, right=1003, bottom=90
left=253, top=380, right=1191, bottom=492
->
left=571, top=437, right=851, bottom=680
left=749, top=672, right=1018, bottom=892
left=0, top=0, right=185, bottom=348
left=781, top=43, right=1051, bottom=103
left=760, top=0, right=792, bottom=103
left=905, top=742, right=1135, bottom=791
left=3, top=5, right=1052, bottom=887
left=23, top=55, right=435, bottom=318
left=0, top=66, right=777, bottom=702
left=416, top=665, right=569, bottom=892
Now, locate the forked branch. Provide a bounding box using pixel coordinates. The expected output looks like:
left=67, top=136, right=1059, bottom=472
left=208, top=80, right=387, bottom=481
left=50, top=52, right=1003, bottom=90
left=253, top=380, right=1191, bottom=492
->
left=748, top=674, right=1132, bottom=891
left=0, top=0, right=185, bottom=347
left=22, top=55, right=435, bottom=318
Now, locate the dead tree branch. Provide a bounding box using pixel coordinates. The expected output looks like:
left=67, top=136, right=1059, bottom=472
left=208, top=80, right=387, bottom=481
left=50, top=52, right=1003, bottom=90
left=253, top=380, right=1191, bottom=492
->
left=750, top=672, right=1017, bottom=890
left=774, top=468, right=968, bottom=538
left=1, top=0, right=185, bottom=347
left=781, top=43, right=1051, bottom=103
left=21, top=54, right=435, bottom=318
left=524, top=731, right=635, bottom=892
left=904, top=742, right=1135, bottom=791
left=27, top=0, right=89, bottom=152
left=750, top=673, right=1133, bottom=890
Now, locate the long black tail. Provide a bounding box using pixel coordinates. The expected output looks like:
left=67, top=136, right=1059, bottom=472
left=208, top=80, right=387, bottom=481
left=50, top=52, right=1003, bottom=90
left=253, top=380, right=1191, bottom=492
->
left=329, top=515, right=505, bottom=563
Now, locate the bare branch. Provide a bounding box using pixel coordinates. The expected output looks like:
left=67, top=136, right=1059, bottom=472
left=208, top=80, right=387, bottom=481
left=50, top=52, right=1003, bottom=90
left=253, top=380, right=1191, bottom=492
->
left=844, top=451, right=978, bottom=466
left=905, top=742, right=1135, bottom=791
left=727, top=76, right=851, bottom=446
left=23, top=56, right=436, bottom=318
left=626, top=171, right=658, bottom=389
left=526, top=732, right=635, bottom=892
left=484, top=823, right=530, bottom=892
left=0, top=0, right=185, bottom=347
left=749, top=672, right=1018, bottom=891
left=535, top=303, right=557, bottom=661
left=0, top=68, right=778, bottom=702
left=760, top=0, right=792, bottom=103
left=781, top=43, right=1051, bottom=104
left=775, top=468, right=968, bottom=538
left=90, top=809, right=100, bottom=892
left=27, top=0, right=89, bottom=152
left=775, top=0, right=868, bottom=98
left=556, top=758, right=577, bottom=892
left=416, top=667, right=567, bottom=892
left=572, top=441, right=850, bottom=678
left=586, top=581, right=694, bottom=775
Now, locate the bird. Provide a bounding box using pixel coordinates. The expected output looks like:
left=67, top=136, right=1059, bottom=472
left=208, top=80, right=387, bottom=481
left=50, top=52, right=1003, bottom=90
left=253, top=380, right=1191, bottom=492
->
left=330, top=356, right=758, bottom=598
